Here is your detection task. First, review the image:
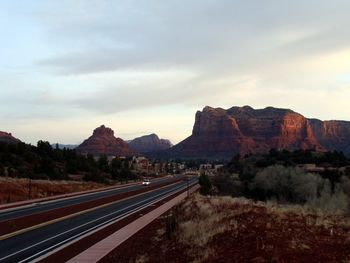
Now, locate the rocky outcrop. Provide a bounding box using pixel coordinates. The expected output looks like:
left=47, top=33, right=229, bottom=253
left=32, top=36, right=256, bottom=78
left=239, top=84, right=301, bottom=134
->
left=0, top=131, right=21, bottom=144
left=128, top=134, right=172, bottom=153
left=76, top=125, right=134, bottom=156
left=309, top=119, right=350, bottom=156
left=170, top=106, right=350, bottom=159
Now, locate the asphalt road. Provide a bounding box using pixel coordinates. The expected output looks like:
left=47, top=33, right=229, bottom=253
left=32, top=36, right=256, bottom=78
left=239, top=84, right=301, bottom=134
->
left=0, top=177, right=198, bottom=263
left=0, top=175, right=182, bottom=222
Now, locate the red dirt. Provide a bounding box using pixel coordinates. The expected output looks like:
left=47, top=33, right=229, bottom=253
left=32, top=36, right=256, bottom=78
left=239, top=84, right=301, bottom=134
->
left=101, top=195, right=350, bottom=263
left=0, top=177, right=105, bottom=204
left=0, top=178, right=183, bottom=236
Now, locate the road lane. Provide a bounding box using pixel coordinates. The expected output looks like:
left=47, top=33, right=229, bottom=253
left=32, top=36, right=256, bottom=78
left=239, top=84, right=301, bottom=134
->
left=0, top=176, right=182, bottom=222
left=0, top=177, right=198, bottom=263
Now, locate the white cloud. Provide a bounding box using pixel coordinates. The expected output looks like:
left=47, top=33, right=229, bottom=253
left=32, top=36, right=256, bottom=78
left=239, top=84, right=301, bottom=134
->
left=1, top=1, right=350, bottom=144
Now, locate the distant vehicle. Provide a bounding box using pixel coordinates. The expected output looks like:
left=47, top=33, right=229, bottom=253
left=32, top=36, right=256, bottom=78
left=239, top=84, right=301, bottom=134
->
left=142, top=178, right=150, bottom=186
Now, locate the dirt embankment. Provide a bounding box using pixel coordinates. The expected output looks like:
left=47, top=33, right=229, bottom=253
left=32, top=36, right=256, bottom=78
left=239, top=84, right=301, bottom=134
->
left=103, top=194, right=350, bottom=263
left=0, top=177, right=106, bottom=204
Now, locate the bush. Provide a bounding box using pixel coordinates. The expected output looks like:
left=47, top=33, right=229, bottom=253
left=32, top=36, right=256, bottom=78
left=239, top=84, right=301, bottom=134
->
left=249, top=165, right=349, bottom=213
left=212, top=172, right=243, bottom=197
left=306, top=182, right=349, bottom=213
left=250, top=165, right=322, bottom=203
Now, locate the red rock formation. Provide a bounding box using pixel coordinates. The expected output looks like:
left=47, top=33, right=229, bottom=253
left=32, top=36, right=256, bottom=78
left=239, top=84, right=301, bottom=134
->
left=171, top=106, right=350, bottom=159
left=76, top=125, right=134, bottom=156
left=309, top=119, right=350, bottom=155
left=0, top=131, right=21, bottom=144
left=128, top=134, right=172, bottom=153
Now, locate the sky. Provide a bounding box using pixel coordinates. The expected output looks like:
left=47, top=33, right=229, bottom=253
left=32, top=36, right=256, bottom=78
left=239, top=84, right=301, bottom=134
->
left=1, top=0, right=350, bottom=145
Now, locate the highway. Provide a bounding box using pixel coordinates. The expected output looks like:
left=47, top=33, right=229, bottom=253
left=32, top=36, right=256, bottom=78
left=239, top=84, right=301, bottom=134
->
left=0, top=176, right=182, bottom=222
left=0, top=177, right=198, bottom=263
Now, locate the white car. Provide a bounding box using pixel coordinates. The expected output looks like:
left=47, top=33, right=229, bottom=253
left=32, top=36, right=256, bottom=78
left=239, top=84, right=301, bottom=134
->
left=142, top=179, right=150, bottom=186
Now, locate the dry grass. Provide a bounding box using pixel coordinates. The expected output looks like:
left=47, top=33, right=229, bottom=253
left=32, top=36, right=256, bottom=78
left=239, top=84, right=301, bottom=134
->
left=133, top=254, right=149, bottom=263
left=173, top=193, right=350, bottom=262
left=265, top=200, right=350, bottom=229
left=176, top=194, right=258, bottom=261
left=0, top=177, right=106, bottom=204
left=102, top=192, right=350, bottom=262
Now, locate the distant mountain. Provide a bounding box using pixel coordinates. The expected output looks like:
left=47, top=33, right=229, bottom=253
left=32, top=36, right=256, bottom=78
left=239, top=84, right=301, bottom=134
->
left=169, top=106, right=350, bottom=159
left=128, top=134, right=172, bottom=153
left=51, top=144, right=78, bottom=150
left=0, top=131, right=21, bottom=144
left=76, top=125, right=134, bottom=156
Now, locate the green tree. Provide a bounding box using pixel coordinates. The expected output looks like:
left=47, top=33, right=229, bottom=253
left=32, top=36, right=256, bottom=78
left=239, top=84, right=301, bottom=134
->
left=83, top=168, right=106, bottom=183
left=110, top=158, right=122, bottom=180
left=37, top=141, right=53, bottom=156
left=199, top=174, right=212, bottom=196
left=0, top=163, right=5, bottom=176
left=98, top=155, right=109, bottom=173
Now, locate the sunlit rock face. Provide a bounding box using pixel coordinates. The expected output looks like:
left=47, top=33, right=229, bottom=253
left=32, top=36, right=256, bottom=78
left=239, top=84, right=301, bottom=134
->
left=76, top=125, right=135, bottom=156
left=170, top=106, right=350, bottom=159
left=128, top=134, right=172, bottom=153
left=0, top=131, right=21, bottom=144
left=309, top=119, right=350, bottom=156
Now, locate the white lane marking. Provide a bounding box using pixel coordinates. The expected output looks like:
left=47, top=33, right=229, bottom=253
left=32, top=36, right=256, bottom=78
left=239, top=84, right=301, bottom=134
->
left=0, top=180, right=184, bottom=241
left=23, top=183, right=196, bottom=263
left=31, top=183, right=196, bottom=263
left=0, top=180, right=196, bottom=262
left=0, top=177, right=176, bottom=220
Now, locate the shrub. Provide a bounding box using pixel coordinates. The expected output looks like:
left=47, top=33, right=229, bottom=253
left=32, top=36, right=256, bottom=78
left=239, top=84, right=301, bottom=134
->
left=249, top=165, right=349, bottom=213
left=250, top=165, right=323, bottom=203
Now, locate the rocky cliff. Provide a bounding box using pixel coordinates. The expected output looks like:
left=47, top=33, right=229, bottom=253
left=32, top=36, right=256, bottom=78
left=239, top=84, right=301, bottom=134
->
left=309, top=119, right=350, bottom=156
left=0, top=131, right=21, bottom=144
left=76, top=125, right=134, bottom=156
left=128, top=134, right=172, bottom=153
left=170, top=106, right=350, bottom=159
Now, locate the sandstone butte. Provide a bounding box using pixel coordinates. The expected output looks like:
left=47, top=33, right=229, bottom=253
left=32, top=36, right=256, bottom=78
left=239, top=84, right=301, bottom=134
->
left=170, top=105, right=350, bottom=159
left=128, top=133, right=172, bottom=154
left=0, top=131, right=21, bottom=144
left=76, top=125, right=135, bottom=156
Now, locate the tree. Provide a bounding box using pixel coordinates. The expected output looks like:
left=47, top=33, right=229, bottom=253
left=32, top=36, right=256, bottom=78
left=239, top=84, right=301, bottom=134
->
left=199, top=174, right=212, bottom=196
left=0, top=163, right=5, bottom=176
left=110, top=158, right=122, bottom=180
left=83, top=168, right=106, bottom=183
left=98, top=155, right=109, bottom=173
left=37, top=141, right=53, bottom=156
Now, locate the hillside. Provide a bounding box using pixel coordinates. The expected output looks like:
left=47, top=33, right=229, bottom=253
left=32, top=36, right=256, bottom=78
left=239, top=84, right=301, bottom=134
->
left=0, top=131, right=21, bottom=144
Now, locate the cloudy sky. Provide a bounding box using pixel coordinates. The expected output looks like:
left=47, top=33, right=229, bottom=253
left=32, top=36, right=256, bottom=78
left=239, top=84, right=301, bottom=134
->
left=1, top=1, right=350, bottom=145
